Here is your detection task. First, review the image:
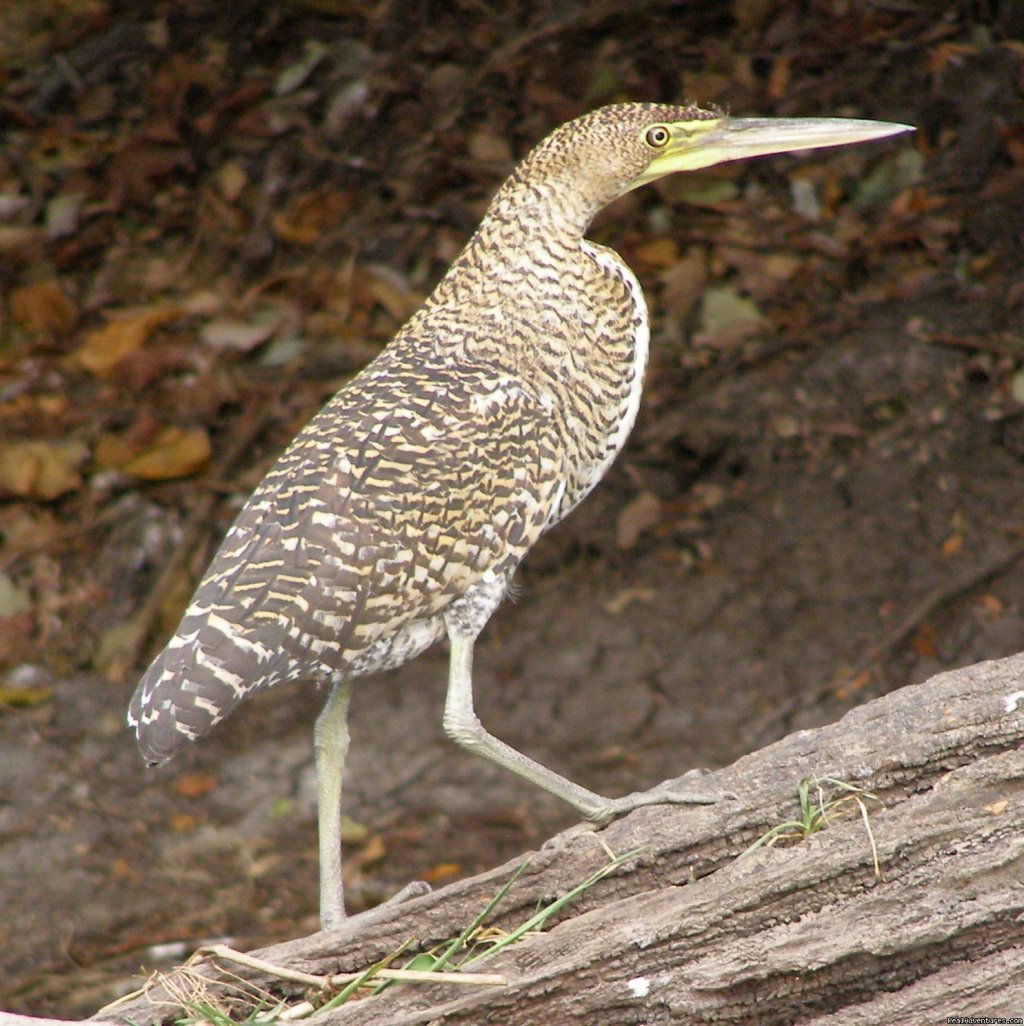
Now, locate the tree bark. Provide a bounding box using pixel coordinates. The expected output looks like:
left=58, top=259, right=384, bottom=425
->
left=91, top=653, right=1024, bottom=1024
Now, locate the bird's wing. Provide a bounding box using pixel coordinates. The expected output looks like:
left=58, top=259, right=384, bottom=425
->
left=129, top=354, right=562, bottom=761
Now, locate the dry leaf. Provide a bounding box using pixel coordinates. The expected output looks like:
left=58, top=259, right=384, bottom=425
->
left=686, top=482, right=727, bottom=516
left=832, top=669, right=871, bottom=701
left=9, top=279, right=78, bottom=341
left=761, top=253, right=803, bottom=282
left=660, top=246, right=708, bottom=339
left=110, top=857, right=134, bottom=880
left=94, top=432, right=139, bottom=470
left=632, top=237, right=679, bottom=269
left=201, top=314, right=279, bottom=352
left=76, top=307, right=180, bottom=374
left=173, top=772, right=217, bottom=799
left=106, top=142, right=194, bottom=207
left=771, top=414, right=801, bottom=439
left=910, top=624, right=937, bottom=658
left=767, top=55, right=791, bottom=101
left=0, top=439, right=89, bottom=500
left=93, top=621, right=146, bottom=681
left=693, top=284, right=765, bottom=351
left=0, top=572, right=31, bottom=618
left=603, top=587, right=655, bottom=615
left=0, top=686, right=53, bottom=708
left=350, top=833, right=386, bottom=868
left=616, top=491, right=663, bottom=549
left=940, top=533, right=963, bottom=558
left=0, top=191, right=30, bottom=218
left=120, top=425, right=212, bottom=480
left=272, top=188, right=353, bottom=245
left=339, top=815, right=369, bottom=844
left=699, top=285, right=764, bottom=337
left=0, top=507, right=60, bottom=551
left=467, top=131, right=512, bottom=164
left=215, top=160, right=248, bottom=202
left=365, top=264, right=423, bottom=321
left=274, top=40, right=328, bottom=96
left=45, top=193, right=85, bottom=239
left=422, top=861, right=461, bottom=884
left=0, top=225, right=45, bottom=260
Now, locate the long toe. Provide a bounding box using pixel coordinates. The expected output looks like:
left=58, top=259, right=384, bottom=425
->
left=318, top=879, right=433, bottom=936
left=379, top=879, right=432, bottom=908
left=583, top=773, right=737, bottom=826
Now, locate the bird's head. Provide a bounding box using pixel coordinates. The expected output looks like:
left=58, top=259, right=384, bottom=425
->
left=510, top=102, right=913, bottom=225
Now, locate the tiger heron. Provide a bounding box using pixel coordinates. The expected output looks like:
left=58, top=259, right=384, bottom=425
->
left=129, top=103, right=912, bottom=929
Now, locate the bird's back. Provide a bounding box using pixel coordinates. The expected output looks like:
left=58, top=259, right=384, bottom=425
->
left=129, top=328, right=565, bottom=764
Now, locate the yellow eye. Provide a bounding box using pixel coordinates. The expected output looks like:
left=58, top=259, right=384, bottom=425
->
left=644, top=125, right=671, bottom=148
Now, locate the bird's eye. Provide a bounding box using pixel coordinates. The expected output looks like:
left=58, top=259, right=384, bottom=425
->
left=645, top=125, right=671, bottom=148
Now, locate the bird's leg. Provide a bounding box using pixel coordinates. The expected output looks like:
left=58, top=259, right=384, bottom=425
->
left=314, top=680, right=431, bottom=933
left=314, top=679, right=352, bottom=931
left=442, top=633, right=729, bottom=828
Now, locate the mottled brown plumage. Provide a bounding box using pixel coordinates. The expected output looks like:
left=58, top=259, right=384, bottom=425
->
left=129, top=103, right=680, bottom=757
left=129, top=102, right=911, bottom=929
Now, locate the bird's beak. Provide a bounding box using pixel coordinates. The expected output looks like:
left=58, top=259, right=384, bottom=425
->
left=630, top=116, right=914, bottom=189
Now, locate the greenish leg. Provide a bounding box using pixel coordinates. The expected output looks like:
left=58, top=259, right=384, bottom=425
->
left=443, top=632, right=730, bottom=826
left=314, top=679, right=352, bottom=931
left=314, top=680, right=431, bottom=932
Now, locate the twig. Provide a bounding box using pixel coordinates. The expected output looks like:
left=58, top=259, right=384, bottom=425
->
left=855, top=539, right=1024, bottom=674
left=0, top=1017, right=120, bottom=1026
left=198, top=942, right=507, bottom=988
left=908, top=326, right=1024, bottom=357
left=764, top=539, right=1024, bottom=736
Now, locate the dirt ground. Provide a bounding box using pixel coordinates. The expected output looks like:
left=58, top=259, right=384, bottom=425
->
left=1, top=0, right=1023, bottom=1017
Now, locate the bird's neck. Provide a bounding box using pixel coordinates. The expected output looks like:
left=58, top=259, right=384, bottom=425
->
left=433, top=175, right=606, bottom=306
left=490, top=170, right=601, bottom=242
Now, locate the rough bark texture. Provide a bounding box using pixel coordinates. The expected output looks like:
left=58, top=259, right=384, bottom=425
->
left=95, top=655, right=1024, bottom=1024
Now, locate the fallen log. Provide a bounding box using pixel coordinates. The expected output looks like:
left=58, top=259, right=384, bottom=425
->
left=86, top=652, right=1024, bottom=1024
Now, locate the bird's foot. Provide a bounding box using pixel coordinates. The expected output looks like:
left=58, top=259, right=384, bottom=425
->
left=380, top=878, right=432, bottom=907
left=318, top=879, right=431, bottom=935
left=540, top=771, right=733, bottom=852
left=582, top=768, right=736, bottom=828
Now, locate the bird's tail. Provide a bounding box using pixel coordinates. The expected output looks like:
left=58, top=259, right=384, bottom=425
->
left=127, top=608, right=289, bottom=766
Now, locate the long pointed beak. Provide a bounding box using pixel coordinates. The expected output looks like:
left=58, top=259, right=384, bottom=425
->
left=632, top=116, right=914, bottom=187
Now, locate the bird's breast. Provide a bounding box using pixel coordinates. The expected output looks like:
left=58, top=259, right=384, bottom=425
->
left=538, top=240, right=650, bottom=524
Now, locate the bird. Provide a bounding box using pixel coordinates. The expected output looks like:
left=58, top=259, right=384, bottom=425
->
left=128, top=102, right=912, bottom=931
